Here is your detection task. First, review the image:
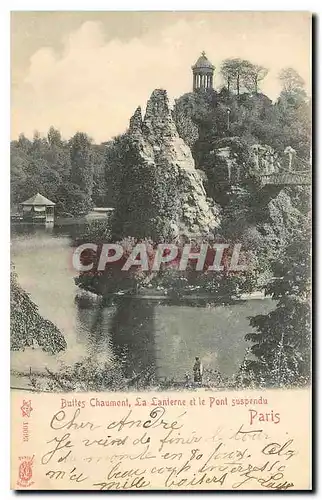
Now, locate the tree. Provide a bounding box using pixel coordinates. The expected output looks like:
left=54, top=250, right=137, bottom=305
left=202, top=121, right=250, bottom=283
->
left=47, top=126, right=63, bottom=147
left=69, top=132, right=94, bottom=212
left=11, top=127, right=109, bottom=213
left=220, top=60, right=235, bottom=93
left=242, top=217, right=311, bottom=388
left=91, top=144, right=108, bottom=207
left=55, top=182, right=89, bottom=215
left=244, top=64, right=268, bottom=93
left=279, top=67, right=306, bottom=94
left=11, top=142, right=29, bottom=203
left=17, top=133, right=31, bottom=152
left=109, top=134, right=180, bottom=242
left=172, top=94, right=199, bottom=147
left=220, top=58, right=252, bottom=96
left=275, top=69, right=311, bottom=159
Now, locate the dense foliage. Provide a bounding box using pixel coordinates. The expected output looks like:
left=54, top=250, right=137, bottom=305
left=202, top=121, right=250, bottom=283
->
left=10, top=268, right=67, bottom=353
left=239, top=218, right=311, bottom=387
left=11, top=128, right=109, bottom=215
left=104, top=134, right=181, bottom=242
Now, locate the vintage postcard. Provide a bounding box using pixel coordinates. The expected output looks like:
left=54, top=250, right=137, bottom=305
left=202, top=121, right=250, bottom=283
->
left=10, top=11, right=312, bottom=490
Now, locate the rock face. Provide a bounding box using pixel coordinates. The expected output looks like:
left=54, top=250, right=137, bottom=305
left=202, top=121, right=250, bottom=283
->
left=126, top=89, right=220, bottom=239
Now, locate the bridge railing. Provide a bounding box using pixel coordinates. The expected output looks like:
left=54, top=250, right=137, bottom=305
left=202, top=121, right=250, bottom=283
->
left=260, top=172, right=311, bottom=187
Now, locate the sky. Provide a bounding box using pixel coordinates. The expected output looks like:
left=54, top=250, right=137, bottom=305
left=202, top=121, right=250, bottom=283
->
left=11, top=11, right=311, bottom=144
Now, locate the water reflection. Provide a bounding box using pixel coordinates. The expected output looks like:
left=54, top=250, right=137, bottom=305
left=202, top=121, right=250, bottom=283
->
left=109, top=298, right=156, bottom=379
left=11, top=222, right=55, bottom=237
left=75, top=303, right=115, bottom=365
left=11, top=222, right=275, bottom=383
left=76, top=298, right=157, bottom=380
left=73, top=294, right=277, bottom=383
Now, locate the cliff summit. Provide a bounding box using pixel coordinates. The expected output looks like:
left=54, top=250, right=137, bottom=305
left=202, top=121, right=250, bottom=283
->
left=125, top=89, right=220, bottom=239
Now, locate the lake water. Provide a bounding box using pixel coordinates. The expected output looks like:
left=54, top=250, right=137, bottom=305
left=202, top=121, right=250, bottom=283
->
left=11, top=223, right=275, bottom=384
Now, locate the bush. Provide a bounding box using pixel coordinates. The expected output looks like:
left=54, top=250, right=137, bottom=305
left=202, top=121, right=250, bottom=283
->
left=10, top=268, right=67, bottom=354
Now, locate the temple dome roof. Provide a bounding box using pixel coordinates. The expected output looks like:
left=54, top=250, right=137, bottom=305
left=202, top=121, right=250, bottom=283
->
left=192, top=51, right=214, bottom=70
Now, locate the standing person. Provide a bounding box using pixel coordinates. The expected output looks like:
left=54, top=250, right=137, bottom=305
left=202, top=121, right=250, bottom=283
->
left=193, top=357, right=203, bottom=384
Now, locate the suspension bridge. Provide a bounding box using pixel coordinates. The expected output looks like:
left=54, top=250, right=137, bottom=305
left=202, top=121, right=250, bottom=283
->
left=254, top=148, right=311, bottom=188
left=259, top=168, right=311, bottom=187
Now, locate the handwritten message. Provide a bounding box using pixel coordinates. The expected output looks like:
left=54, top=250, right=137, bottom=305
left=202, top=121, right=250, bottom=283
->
left=11, top=389, right=311, bottom=490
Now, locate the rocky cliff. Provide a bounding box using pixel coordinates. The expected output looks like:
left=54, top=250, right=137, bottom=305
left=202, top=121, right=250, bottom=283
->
left=123, top=89, right=220, bottom=240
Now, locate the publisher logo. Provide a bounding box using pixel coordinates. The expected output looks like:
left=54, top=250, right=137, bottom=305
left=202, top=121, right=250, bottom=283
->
left=17, top=455, right=35, bottom=488
left=21, top=400, right=33, bottom=418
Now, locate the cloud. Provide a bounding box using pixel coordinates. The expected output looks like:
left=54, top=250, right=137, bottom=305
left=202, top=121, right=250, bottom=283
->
left=11, top=15, right=311, bottom=143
